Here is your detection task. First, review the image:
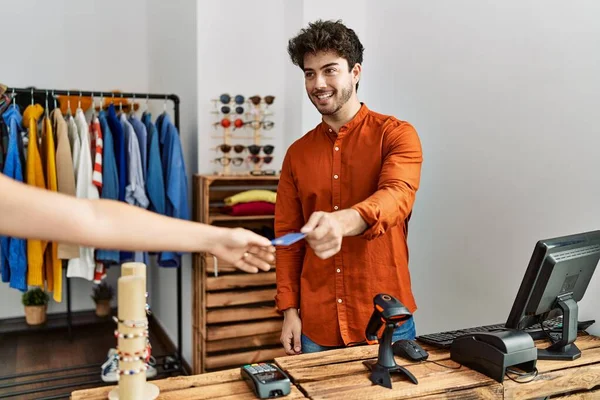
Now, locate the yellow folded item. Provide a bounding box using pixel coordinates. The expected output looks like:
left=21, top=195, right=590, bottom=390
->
left=224, top=190, right=277, bottom=206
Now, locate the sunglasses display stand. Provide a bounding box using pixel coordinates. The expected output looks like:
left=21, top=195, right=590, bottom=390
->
left=210, top=94, right=276, bottom=176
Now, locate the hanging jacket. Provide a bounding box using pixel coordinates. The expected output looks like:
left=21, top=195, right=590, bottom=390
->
left=95, top=110, right=120, bottom=265
left=67, top=109, right=98, bottom=281
left=121, top=114, right=149, bottom=264
left=142, top=112, right=165, bottom=216
left=23, top=104, right=47, bottom=287
left=42, top=116, right=62, bottom=301
left=1, top=106, right=27, bottom=291
left=106, top=104, right=126, bottom=202
left=128, top=115, right=148, bottom=180
left=156, top=113, right=189, bottom=268
left=51, top=108, right=79, bottom=260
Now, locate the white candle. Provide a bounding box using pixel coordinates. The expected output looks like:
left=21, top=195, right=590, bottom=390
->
left=118, top=275, right=146, bottom=400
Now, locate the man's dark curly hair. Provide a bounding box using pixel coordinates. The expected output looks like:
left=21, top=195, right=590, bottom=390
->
left=288, top=20, right=365, bottom=90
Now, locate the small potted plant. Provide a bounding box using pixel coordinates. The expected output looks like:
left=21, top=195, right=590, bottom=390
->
left=91, top=282, right=114, bottom=317
left=22, top=288, right=49, bottom=326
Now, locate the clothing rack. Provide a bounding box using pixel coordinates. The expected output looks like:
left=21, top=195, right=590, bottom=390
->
left=1, top=86, right=184, bottom=397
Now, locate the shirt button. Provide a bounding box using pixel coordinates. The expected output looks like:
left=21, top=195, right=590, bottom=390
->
left=334, top=205, right=339, bottom=210
left=328, top=128, right=332, bottom=133
left=336, top=269, right=341, bottom=273
left=333, top=174, right=339, bottom=179
left=335, top=146, right=339, bottom=151
left=338, top=299, right=343, bottom=303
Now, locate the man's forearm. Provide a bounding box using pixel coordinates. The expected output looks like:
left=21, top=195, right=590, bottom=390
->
left=332, top=208, right=368, bottom=237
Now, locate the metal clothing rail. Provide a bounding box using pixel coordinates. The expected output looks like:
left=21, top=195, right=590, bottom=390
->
left=2, top=86, right=185, bottom=387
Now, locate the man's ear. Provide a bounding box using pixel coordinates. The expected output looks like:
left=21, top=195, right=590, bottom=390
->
left=352, top=63, right=362, bottom=89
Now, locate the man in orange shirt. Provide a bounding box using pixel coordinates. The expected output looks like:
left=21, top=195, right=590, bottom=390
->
left=276, top=20, right=423, bottom=354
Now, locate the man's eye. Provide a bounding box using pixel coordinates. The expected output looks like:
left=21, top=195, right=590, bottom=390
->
left=325, top=68, right=336, bottom=74
left=305, top=72, right=314, bottom=78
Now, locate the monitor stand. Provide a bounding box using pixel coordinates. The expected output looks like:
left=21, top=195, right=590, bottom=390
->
left=537, top=294, right=581, bottom=361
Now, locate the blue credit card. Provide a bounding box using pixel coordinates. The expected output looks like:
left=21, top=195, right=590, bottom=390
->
left=271, top=233, right=306, bottom=246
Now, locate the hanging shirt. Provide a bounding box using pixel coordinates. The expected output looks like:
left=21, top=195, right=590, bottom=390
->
left=128, top=115, right=148, bottom=180
left=23, top=104, right=47, bottom=287
left=106, top=105, right=126, bottom=202
left=275, top=104, right=423, bottom=347
left=142, top=112, right=165, bottom=215
left=1, top=106, right=27, bottom=291
left=121, top=114, right=149, bottom=263
left=42, top=116, right=62, bottom=301
left=90, top=116, right=103, bottom=192
left=121, top=114, right=149, bottom=209
left=67, top=115, right=81, bottom=180
left=95, top=111, right=120, bottom=265
left=156, top=113, right=189, bottom=267
left=67, top=109, right=98, bottom=281
left=51, top=108, right=79, bottom=260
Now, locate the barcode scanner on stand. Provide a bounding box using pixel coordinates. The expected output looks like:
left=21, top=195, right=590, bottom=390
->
left=363, top=294, right=419, bottom=388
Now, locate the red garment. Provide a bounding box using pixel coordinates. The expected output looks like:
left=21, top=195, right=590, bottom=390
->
left=223, top=201, right=275, bottom=216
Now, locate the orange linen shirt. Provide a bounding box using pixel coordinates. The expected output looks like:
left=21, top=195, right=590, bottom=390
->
left=275, top=104, right=423, bottom=347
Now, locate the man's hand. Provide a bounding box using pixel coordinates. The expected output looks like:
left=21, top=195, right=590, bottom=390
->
left=301, top=209, right=367, bottom=259
left=209, top=228, right=275, bottom=273
left=281, top=308, right=302, bottom=355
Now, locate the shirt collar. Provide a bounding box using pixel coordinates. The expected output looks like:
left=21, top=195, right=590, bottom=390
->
left=320, top=103, right=369, bottom=136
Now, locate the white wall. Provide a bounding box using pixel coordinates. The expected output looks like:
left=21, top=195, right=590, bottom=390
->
left=196, top=0, right=289, bottom=175
left=146, top=0, right=197, bottom=369
left=0, top=0, right=150, bottom=318
left=363, top=0, right=600, bottom=335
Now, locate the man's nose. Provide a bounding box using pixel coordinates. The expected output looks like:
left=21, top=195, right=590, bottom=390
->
left=315, top=74, right=327, bottom=89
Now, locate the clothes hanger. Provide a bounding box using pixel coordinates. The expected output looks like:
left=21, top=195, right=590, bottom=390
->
left=44, top=90, right=49, bottom=119
left=66, top=90, right=72, bottom=117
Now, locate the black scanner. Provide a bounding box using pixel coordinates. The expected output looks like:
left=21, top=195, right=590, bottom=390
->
left=450, top=329, right=537, bottom=383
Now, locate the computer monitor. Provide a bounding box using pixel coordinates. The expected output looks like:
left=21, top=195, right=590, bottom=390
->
left=505, top=230, right=600, bottom=360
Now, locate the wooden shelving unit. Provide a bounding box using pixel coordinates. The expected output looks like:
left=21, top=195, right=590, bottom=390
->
left=192, top=174, right=284, bottom=373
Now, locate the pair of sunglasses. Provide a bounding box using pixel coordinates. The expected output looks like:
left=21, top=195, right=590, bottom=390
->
left=242, top=120, right=274, bottom=130
left=248, top=155, right=273, bottom=165
left=212, top=156, right=244, bottom=166
left=247, top=144, right=274, bottom=155
left=213, top=118, right=244, bottom=129
left=249, top=95, right=275, bottom=106
left=214, top=144, right=275, bottom=155
left=220, top=105, right=244, bottom=115
left=220, top=94, right=245, bottom=105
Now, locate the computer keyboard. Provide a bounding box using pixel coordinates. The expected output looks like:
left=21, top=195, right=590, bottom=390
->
left=416, top=317, right=595, bottom=348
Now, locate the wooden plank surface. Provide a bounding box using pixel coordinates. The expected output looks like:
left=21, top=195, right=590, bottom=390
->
left=275, top=334, right=600, bottom=400
left=207, top=304, right=280, bottom=324
left=206, top=272, right=276, bottom=291
left=205, top=347, right=287, bottom=370
left=207, top=319, right=282, bottom=341
left=72, top=367, right=305, bottom=399
left=503, top=335, right=600, bottom=400
left=206, top=332, right=281, bottom=353
left=206, top=288, right=276, bottom=308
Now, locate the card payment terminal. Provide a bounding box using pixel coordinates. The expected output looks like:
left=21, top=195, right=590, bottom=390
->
left=241, top=362, right=291, bottom=398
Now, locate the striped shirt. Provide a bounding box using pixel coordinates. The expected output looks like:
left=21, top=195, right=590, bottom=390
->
left=90, top=116, right=103, bottom=192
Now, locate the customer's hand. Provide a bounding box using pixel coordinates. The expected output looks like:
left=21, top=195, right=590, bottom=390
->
left=301, top=211, right=344, bottom=259
left=281, top=309, right=302, bottom=355
left=209, top=228, right=275, bottom=273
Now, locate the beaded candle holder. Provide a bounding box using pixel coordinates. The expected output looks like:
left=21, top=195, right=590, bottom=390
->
left=108, top=263, right=159, bottom=400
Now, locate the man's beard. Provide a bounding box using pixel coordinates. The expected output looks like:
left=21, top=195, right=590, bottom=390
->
left=311, top=80, right=353, bottom=116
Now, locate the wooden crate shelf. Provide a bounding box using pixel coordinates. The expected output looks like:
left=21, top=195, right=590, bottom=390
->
left=192, top=174, right=281, bottom=373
